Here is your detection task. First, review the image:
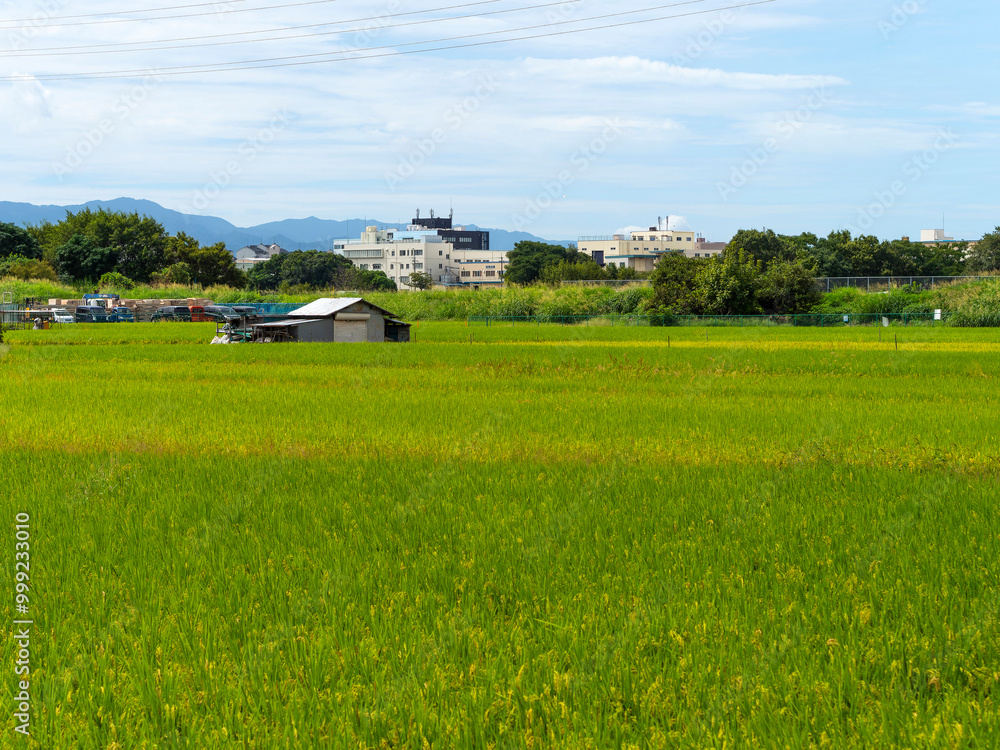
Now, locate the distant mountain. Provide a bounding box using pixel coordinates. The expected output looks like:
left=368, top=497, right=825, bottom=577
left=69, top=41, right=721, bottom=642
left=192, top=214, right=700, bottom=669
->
left=0, top=198, right=572, bottom=253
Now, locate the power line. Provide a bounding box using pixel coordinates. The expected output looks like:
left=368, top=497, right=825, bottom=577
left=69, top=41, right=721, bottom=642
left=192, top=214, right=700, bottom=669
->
left=0, top=0, right=504, bottom=54
left=0, top=1, right=775, bottom=81
left=1, top=0, right=580, bottom=57
left=0, top=0, right=352, bottom=29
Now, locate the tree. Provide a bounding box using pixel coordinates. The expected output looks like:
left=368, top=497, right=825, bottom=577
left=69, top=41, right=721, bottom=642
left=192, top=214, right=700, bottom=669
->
left=31, top=208, right=169, bottom=282
left=0, top=255, right=56, bottom=281
left=647, top=253, right=705, bottom=314
left=966, top=228, right=1000, bottom=273
left=916, top=242, right=966, bottom=276
left=726, top=228, right=792, bottom=269
left=406, top=271, right=434, bottom=290
left=246, top=250, right=355, bottom=290
left=538, top=259, right=608, bottom=285
left=844, top=234, right=883, bottom=276
left=696, top=250, right=761, bottom=315
left=353, top=269, right=397, bottom=292
left=504, top=241, right=581, bottom=285
left=757, top=260, right=822, bottom=313
left=0, top=222, right=41, bottom=260
left=784, top=230, right=853, bottom=278
left=54, top=235, right=119, bottom=281
left=98, top=271, right=135, bottom=290
left=151, top=262, right=193, bottom=286
left=188, top=244, right=245, bottom=287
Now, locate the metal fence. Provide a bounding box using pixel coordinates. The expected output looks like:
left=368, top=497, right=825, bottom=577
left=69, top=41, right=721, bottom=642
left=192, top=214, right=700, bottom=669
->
left=815, top=275, right=997, bottom=292
left=559, top=280, right=652, bottom=288
left=468, top=313, right=951, bottom=327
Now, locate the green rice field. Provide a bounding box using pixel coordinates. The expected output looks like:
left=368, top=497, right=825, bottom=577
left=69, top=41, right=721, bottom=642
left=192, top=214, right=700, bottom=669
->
left=2, top=322, right=998, bottom=748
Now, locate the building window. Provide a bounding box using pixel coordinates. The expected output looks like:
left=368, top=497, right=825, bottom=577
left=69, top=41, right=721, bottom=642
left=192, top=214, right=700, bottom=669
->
left=390, top=264, right=394, bottom=270
left=414, top=263, right=423, bottom=270
left=400, top=250, right=407, bottom=256
left=391, top=250, right=395, bottom=257
left=406, top=264, right=410, bottom=269
left=687, top=237, right=692, bottom=241
left=414, top=249, right=423, bottom=256
left=486, top=270, right=496, bottom=277
left=643, top=248, right=649, bottom=252
left=360, top=264, right=369, bottom=270
left=473, top=271, right=482, bottom=277
left=439, top=251, right=443, bottom=256
left=461, top=270, right=471, bottom=277
left=373, top=264, right=382, bottom=270
left=446, top=254, right=450, bottom=259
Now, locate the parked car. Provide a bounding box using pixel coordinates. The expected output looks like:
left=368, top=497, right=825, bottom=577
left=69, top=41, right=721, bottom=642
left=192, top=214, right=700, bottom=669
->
left=189, top=306, right=213, bottom=322
left=112, top=306, right=135, bottom=322
left=51, top=308, right=75, bottom=323
left=202, top=305, right=241, bottom=323
left=150, top=306, right=192, bottom=322
left=75, top=306, right=112, bottom=323
left=231, top=306, right=259, bottom=316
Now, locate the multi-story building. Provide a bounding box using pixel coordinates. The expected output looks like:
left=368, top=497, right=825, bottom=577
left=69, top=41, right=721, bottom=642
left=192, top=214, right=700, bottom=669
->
left=234, top=242, right=287, bottom=272
left=577, top=217, right=724, bottom=271
left=334, top=211, right=507, bottom=289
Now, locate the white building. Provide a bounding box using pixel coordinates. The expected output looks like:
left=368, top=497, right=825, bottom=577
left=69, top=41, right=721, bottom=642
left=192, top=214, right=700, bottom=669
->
left=234, top=243, right=287, bottom=271
left=577, top=218, right=723, bottom=271
left=334, top=212, right=507, bottom=289
left=920, top=229, right=955, bottom=244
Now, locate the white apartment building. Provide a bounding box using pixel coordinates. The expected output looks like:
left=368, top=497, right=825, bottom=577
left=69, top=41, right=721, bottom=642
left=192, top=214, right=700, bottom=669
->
left=577, top=218, right=724, bottom=271
left=333, top=224, right=507, bottom=289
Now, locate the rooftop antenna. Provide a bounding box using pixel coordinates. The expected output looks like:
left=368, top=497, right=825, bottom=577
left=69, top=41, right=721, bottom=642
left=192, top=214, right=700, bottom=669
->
left=430, top=209, right=435, bottom=219
left=416, top=208, right=420, bottom=220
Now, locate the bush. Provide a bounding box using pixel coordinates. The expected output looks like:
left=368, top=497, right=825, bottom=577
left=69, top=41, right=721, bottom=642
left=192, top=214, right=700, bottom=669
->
left=98, top=271, right=136, bottom=290
left=606, top=286, right=649, bottom=314
left=0, top=256, right=58, bottom=282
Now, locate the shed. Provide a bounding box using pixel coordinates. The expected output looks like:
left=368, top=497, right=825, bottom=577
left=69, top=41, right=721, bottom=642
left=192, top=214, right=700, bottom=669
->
left=252, top=297, right=408, bottom=343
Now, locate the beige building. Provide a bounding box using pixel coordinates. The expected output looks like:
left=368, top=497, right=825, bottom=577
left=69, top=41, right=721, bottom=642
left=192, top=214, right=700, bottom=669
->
left=578, top=220, right=724, bottom=271
left=334, top=225, right=507, bottom=289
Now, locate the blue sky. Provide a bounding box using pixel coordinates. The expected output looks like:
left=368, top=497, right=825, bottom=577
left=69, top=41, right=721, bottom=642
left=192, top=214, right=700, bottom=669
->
left=0, top=0, right=996, bottom=243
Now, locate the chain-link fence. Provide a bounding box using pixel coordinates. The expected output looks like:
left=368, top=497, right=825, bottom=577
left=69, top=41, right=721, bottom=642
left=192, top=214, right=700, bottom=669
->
left=815, top=275, right=997, bottom=292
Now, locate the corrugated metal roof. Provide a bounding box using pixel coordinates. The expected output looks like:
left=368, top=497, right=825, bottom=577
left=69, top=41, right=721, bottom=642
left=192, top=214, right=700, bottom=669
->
left=252, top=318, right=324, bottom=328
left=287, top=297, right=397, bottom=319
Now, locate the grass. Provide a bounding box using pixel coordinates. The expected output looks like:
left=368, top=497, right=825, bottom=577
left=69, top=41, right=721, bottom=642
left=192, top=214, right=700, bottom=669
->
left=1, top=323, right=998, bottom=747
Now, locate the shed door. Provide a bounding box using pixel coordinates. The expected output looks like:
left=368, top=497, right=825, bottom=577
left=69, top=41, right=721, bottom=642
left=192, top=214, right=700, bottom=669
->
left=335, top=320, right=367, bottom=343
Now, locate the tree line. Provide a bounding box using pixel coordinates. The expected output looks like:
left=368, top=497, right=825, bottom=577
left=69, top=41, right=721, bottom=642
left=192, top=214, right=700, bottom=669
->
left=0, top=209, right=396, bottom=292
left=499, top=227, right=1000, bottom=315
left=648, top=227, right=1000, bottom=316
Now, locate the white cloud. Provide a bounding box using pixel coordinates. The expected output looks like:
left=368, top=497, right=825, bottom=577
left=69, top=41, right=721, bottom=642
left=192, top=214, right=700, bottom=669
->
left=520, top=56, right=847, bottom=91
